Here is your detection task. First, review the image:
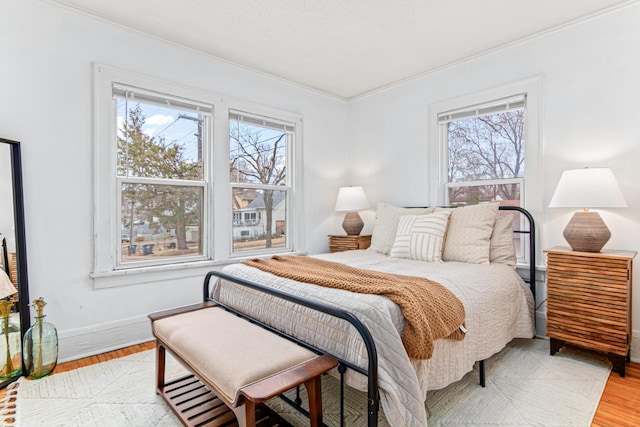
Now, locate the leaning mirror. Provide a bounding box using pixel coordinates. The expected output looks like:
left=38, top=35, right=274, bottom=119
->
left=0, top=138, right=29, bottom=387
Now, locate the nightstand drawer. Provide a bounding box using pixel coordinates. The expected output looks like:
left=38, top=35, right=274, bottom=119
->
left=328, top=235, right=371, bottom=253
left=547, top=285, right=627, bottom=311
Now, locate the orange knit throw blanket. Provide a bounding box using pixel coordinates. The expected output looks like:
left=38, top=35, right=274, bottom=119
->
left=243, top=256, right=466, bottom=360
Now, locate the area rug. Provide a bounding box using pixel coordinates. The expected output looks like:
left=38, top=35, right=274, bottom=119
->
left=5, top=338, right=610, bottom=426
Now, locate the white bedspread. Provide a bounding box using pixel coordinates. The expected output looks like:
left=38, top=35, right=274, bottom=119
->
left=213, top=250, right=535, bottom=427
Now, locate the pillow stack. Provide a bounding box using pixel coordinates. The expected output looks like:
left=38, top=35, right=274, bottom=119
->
left=369, top=201, right=516, bottom=267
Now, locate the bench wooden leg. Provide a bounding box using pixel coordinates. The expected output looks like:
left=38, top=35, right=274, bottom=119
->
left=231, top=401, right=256, bottom=427
left=304, top=376, right=323, bottom=427
left=155, top=341, right=166, bottom=394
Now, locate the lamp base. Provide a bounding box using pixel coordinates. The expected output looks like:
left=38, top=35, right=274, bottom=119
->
left=342, top=211, right=364, bottom=235
left=563, top=211, right=611, bottom=252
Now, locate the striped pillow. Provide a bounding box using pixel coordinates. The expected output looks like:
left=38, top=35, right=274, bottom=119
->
left=389, top=211, right=452, bottom=262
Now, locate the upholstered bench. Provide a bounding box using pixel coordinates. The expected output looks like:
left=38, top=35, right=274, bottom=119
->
left=149, top=302, right=338, bottom=427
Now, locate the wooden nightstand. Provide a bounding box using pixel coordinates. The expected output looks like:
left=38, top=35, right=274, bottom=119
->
left=545, top=246, right=636, bottom=377
left=328, top=235, right=371, bottom=253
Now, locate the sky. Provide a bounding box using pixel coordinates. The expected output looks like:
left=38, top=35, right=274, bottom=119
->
left=116, top=99, right=202, bottom=163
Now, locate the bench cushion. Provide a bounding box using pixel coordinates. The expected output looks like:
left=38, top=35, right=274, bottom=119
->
left=152, top=307, right=318, bottom=406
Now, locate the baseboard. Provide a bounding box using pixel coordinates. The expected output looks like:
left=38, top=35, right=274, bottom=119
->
left=534, top=310, right=546, bottom=338
left=631, top=330, right=640, bottom=363
left=57, top=314, right=154, bottom=363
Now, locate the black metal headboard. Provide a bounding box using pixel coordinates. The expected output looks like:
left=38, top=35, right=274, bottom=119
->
left=427, top=205, right=536, bottom=298
left=498, top=206, right=536, bottom=300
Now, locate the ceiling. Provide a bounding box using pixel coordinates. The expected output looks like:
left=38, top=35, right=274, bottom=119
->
left=50, top=0, right=633, bottom=100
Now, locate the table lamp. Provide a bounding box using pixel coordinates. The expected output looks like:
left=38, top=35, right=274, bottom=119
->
left=548, top=167, right=627, bottom=252
left=334, top=186, right=369, bottom=235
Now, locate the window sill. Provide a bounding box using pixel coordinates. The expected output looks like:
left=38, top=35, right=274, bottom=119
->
left=91, top=251, right=307, bottom=289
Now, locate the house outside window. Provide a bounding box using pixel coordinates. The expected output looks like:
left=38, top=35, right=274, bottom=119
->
left=229, top=110, right=294, bottom=253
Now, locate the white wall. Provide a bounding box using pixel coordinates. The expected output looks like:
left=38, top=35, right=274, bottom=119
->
left=4, top=0, right=640, bottom=362
left=0, top=0, right=350, bottom=360
left=348, top=4, right=640, bottom=358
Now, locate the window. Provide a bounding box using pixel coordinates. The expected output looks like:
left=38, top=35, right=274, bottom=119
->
left=439, top=94, right=525, bottom=207
left=428, top=78, right=542, bottom=265
left=229, top=111, right=294, bottom=254
left=93, top=65, right=304, bottom=286
left=115, top=85, right=210, bottom=267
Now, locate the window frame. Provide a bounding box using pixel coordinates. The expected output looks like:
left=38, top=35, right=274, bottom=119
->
left=113, top=85, right=212, bottom=270
left=440, top=93, right=526, bottom=206
left=445, top=178, right=525, bottom=205
left=92, top=64, right=304, bottom=288
left=428, top=77, right=542, bottom=266
left=228, top=109, right=296, bottom=257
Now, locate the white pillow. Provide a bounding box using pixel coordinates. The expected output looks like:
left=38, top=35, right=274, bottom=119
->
left=490, top=214, right=517, bottom=268
left=436, top=203, right=499, bottom=264
left=389, top=211, right=452, bottom=262
left=369, top=202, right=435, bottom=255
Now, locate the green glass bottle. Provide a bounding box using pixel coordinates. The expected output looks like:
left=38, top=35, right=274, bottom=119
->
left=23, top=298, right=58, bottom=379
left=0, top=300, right=21, bottom=380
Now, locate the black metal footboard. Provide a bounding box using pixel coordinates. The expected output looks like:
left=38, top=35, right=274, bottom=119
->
left=203, top=270, right=380, bottom=427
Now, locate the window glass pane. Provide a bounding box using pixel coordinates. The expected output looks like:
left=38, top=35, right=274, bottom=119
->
left=447, top=110, right=524, bottom=183
left=229, top=119, right=287, bottom=186
left=121, top=183, right=203, bottom=263
left=116, top=99, right=204, bottom=180
left=232, top=188, right=286, bottom=252
left=448, top=183, right=521, bottom=207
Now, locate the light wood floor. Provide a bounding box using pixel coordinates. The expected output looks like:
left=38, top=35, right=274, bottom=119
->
left=2, top=342, right=639, bottom=426
left=592, top=362, right=640, bottom=427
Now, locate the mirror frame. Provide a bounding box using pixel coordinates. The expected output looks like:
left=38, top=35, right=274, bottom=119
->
left=0, top=137, right=30, bottom=388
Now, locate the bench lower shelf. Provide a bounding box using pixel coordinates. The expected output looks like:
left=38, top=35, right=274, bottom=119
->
left=161, top=374, right=294, bottom=427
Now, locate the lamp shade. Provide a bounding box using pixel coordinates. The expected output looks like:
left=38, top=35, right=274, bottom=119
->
left=548, top=168, right=627, bottom=208
left=334, top=186, right=369, bottom=212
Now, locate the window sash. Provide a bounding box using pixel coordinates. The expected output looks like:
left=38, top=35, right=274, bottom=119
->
left=230, top=186, right=290, bottom=255
left=118, top=176, right=205, bottom=187
left=229, top=109, right=294, bottom=256
left=445, top=177, right=524, bottom=189
left=113, top=83, right=213, bottom=115
left=112, top=83, right=212, bottom=269
left=438, top=94, right=525, bottom=124
left=116, top=178, right=208, bottom=268
left=229, top=110, right=295, bottom=133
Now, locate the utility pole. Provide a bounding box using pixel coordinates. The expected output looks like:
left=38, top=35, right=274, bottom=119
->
left=177, top=114, right=203, bottom=166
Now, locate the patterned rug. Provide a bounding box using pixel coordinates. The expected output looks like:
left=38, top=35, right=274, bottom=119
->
left=3, top=338, right=610, bottom=426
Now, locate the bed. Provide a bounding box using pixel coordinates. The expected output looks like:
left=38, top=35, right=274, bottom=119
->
left=204, top=204, right=536, bottom=427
